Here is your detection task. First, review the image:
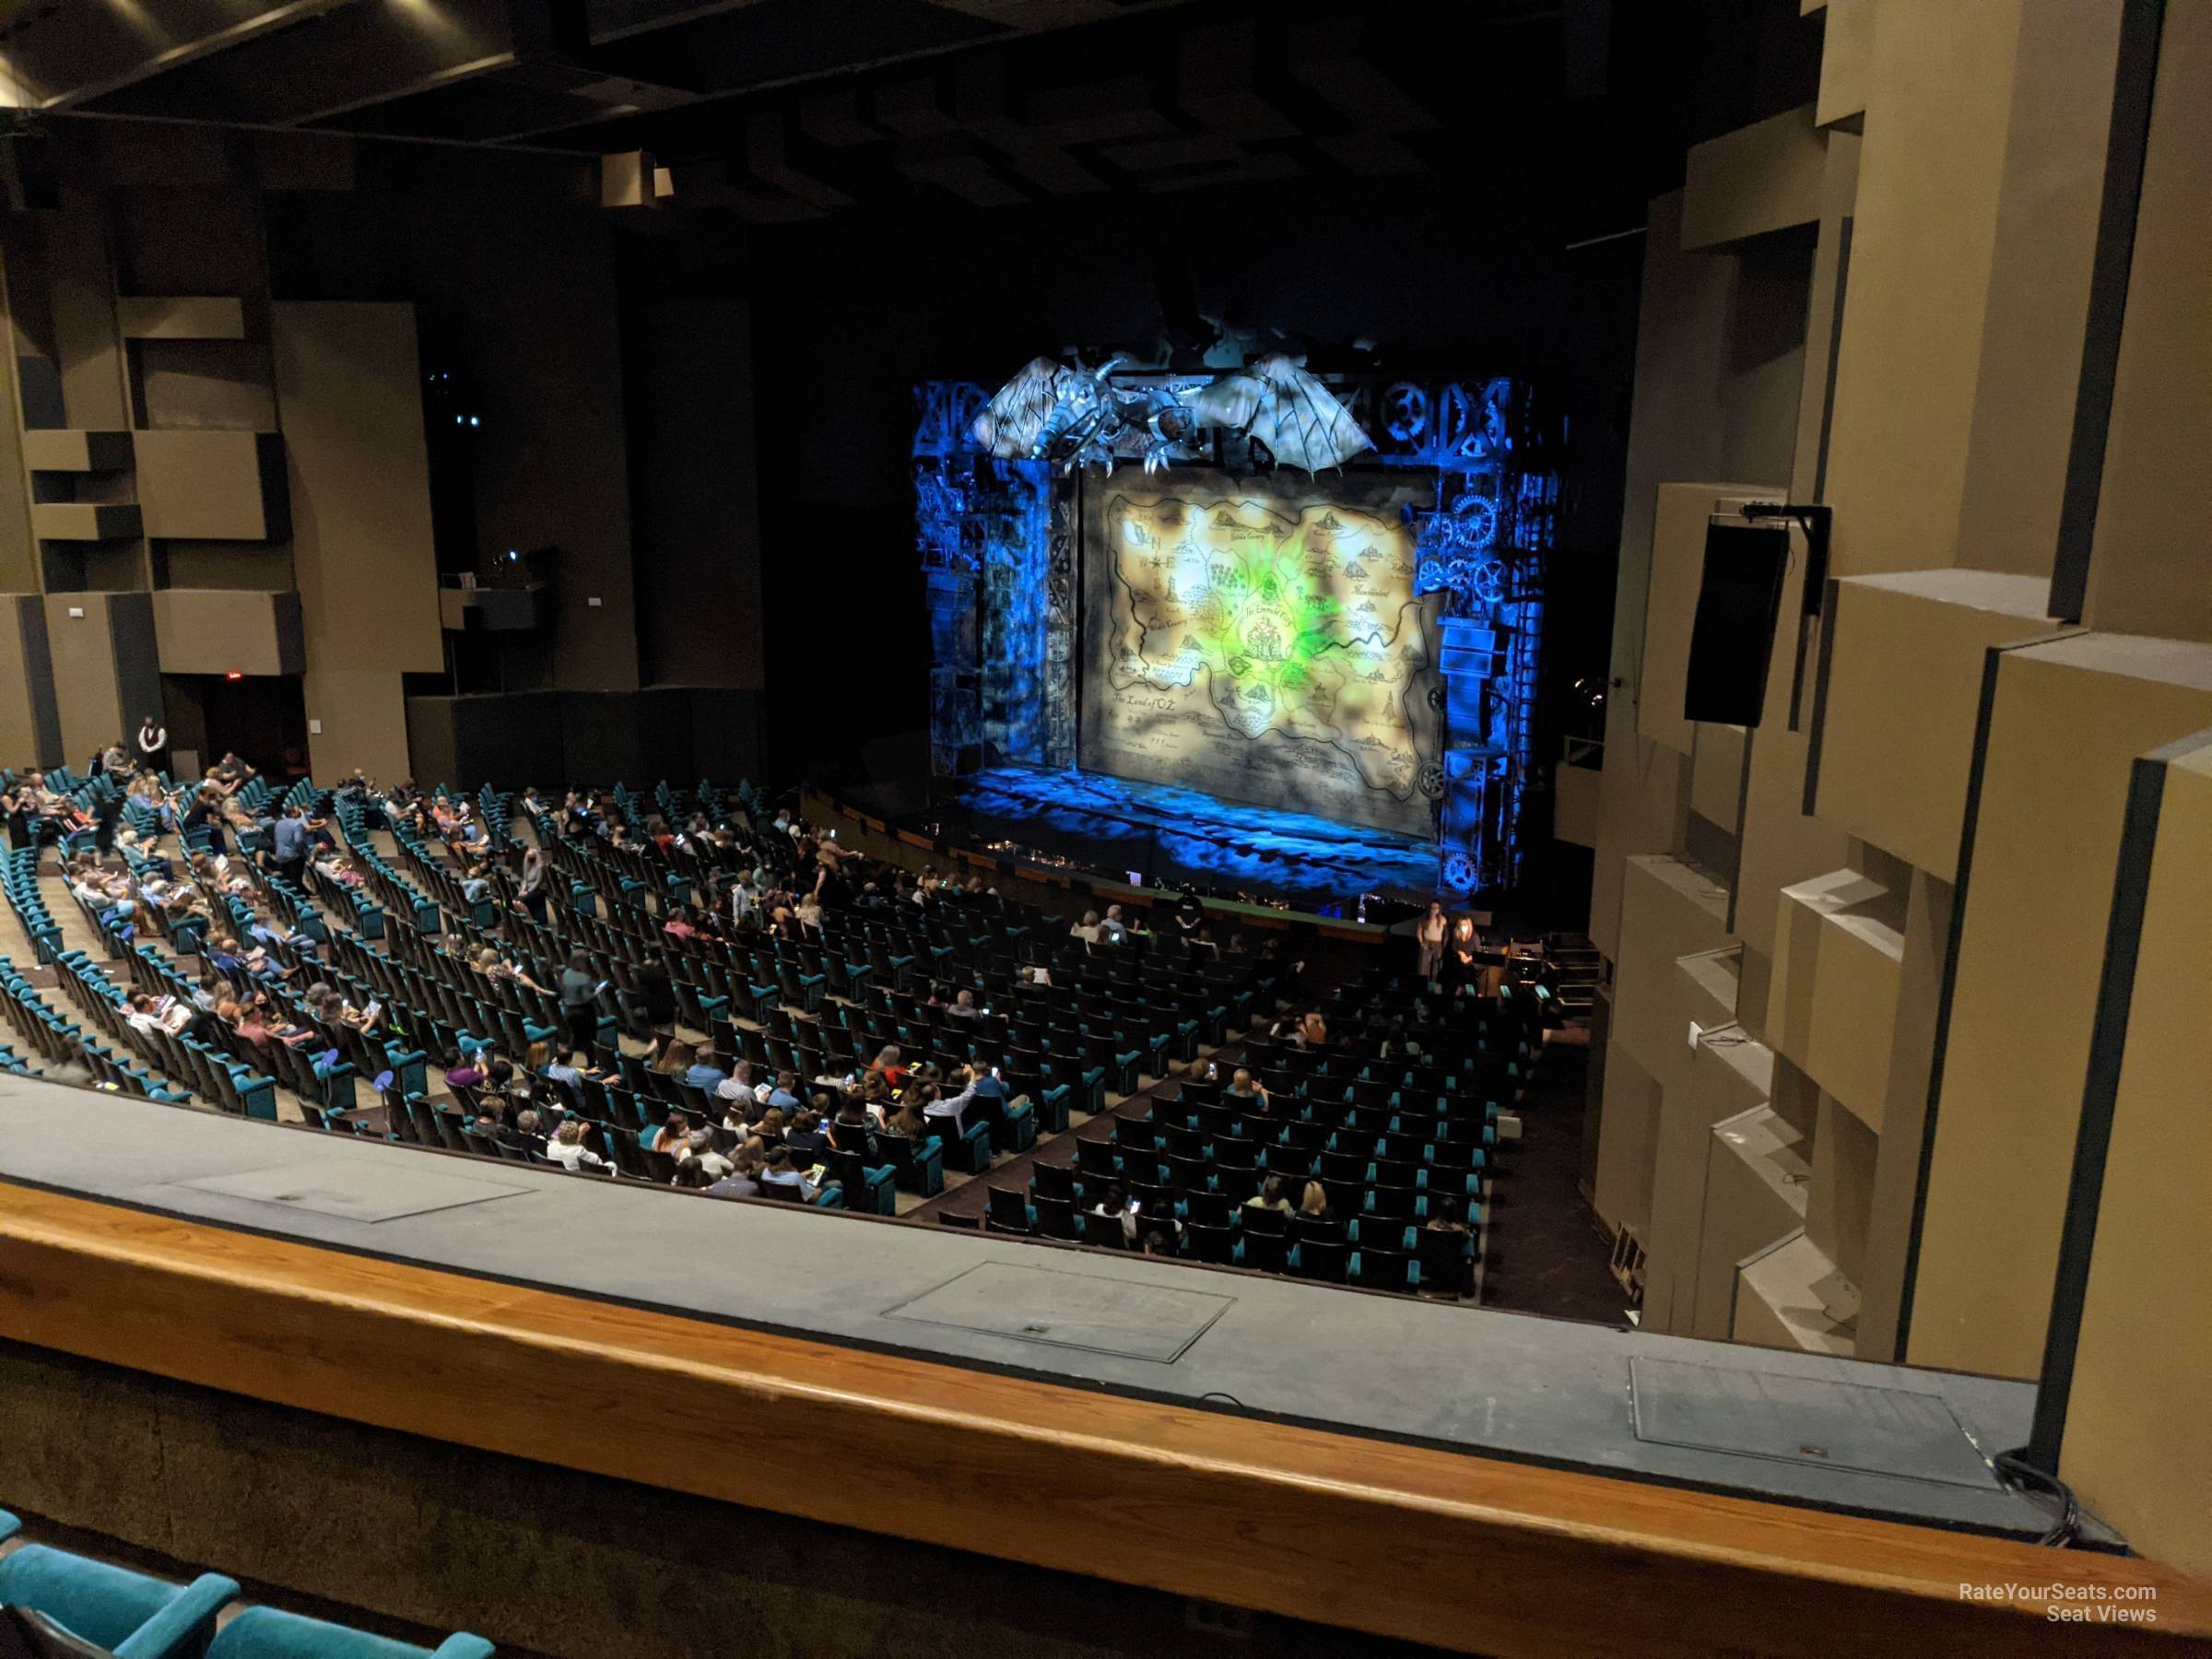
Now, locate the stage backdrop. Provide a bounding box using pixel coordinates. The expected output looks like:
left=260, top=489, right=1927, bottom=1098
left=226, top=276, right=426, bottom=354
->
left=1078, top=469, right=1441, bottom=839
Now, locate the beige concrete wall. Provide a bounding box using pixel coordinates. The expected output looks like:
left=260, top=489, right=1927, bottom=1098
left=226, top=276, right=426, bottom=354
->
left=1823, top=0, right=2119, bottom=579
left=1588, top=191, right=1733, bottom=959
left=134, top=429, right=283, bottom=542
left=1949, top=0, right=2123, bottom=577
left=1765, top=869, right=1902, bottom=1132
left=1732, top=130, right=1860, bottom=1041
left=1735, top=1232, right=1854, bottom=1355
left=1823, top=0, right=2025, bottom=574
left=1610, top=855, right=1735, bottom=1083
left=1692, top=1105, right=1809, bottom=1340
left=0, top=256, right=40, bottom=596
left=43, top=594, right=127, bottom=760
left=2083, top=0, right=2212, bottom=644
left=1910, top=636, right=2212, bottom=1377
left=1645, top=1015, right=1771, bottom=1335
left=150, top=589, right=300, bottom=677
left=1552, top=760, right=1601, bottom=848
left=1855, top=866, right=1952, bottom=1361
left=47, top=179, right=130, bottom=431
left=1688, top=723, right=1745, bottom=830
left=1811, top=571, right=2057, bottom=879
left=1815, top=0, right=1872, bottom=127
left=0, top=598, right=53, bottom=767
left=302, top=665, right=415, bottom=787
left=1593, top=1041, right=1664, bottom=1242
left=1594, top=856, right=1735, bottom=1235
left=2061, top=741, right=2212, bottom=1577
left=1807, top=1089, right=1877, bottom=1289
left=270, top=302, right=442, bottom=782
left=1680, top=105, right=1825, bottom=251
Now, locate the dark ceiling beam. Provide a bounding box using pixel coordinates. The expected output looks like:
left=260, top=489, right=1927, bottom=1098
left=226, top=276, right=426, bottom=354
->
left=33, top=0, right=356, bottom=112
left=585, top=0, right=761, bottom=48
left=286, top=52, right=520, bottom=127
left=432, top=0, right=1202, bottom=155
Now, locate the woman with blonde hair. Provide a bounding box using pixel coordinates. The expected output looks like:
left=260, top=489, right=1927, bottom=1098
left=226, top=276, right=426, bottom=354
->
left=545, top=1119, right=606, bottom=1172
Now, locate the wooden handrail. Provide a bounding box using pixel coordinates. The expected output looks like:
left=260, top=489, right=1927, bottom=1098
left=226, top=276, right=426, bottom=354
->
left=1, top=1184, right=2205, bottom=1656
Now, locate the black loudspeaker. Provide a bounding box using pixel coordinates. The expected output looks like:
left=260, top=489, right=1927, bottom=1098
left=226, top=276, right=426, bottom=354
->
left=1683, top=519, right=1790, bottom=726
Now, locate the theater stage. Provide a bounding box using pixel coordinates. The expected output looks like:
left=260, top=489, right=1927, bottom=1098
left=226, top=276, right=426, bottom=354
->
left=920, top=765, right=1440, bottom=914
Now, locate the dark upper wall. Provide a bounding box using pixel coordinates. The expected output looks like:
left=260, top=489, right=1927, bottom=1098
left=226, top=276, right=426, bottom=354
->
left=619, top=226, right=768, bottom=694
left=265, top=147, right=642, bottom=693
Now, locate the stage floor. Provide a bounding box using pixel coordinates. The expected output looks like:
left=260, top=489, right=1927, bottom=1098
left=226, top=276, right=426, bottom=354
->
left=925, top=765, right=1439, bottom=912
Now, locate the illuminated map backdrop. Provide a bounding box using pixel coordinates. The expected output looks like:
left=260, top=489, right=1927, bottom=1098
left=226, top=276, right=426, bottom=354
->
left=1079, top=471, right=1441, bottom=838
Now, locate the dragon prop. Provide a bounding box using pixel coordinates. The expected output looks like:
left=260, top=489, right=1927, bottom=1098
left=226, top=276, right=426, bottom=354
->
left=971, top=353, right=1374, bottom=476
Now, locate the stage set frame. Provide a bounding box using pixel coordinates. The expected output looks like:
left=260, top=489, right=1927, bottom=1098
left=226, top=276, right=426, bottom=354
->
left=913, top=370, right=1559, bottom=903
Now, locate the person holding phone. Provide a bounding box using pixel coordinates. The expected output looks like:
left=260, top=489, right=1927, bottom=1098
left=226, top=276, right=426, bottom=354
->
left=1088, top=1182, right=1139, bottom=1247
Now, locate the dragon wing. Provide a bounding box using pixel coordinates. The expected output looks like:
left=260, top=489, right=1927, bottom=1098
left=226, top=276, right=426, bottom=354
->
left=971, top=357, right=1068, bottom=457
left=1242, top=353, right=1373, bottom=472
left=1185, top=373, right=1266, bottom=433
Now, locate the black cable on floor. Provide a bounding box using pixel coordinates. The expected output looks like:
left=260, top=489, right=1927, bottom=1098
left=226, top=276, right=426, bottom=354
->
left=1993, top=1448, right=2081, bottom=1547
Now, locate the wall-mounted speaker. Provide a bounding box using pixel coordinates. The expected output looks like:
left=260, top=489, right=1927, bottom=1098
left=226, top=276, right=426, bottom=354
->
left=1683, top=519, right=1790, bottom=726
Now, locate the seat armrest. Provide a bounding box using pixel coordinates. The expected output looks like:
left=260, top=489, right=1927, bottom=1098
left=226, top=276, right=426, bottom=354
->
left=112, top=1573, right=240, bottom=1659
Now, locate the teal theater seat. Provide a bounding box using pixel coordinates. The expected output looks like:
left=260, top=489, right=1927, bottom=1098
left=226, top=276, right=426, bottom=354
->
left=0, top=1519, right=238, bottom=1659
left=206, top=1607, right=493, bottom=1659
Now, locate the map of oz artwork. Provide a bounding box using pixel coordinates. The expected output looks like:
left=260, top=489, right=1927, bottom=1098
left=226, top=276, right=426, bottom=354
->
left=1079, top=477, right=1441, bottom=839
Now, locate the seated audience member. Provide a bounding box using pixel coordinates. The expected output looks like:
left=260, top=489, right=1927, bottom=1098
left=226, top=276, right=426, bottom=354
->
left=1098, top=904, right=1128, bottom=944
left=676, top=1129, right=734, bottom=1181
left=1245, top=1175, right=1294, bottom=1214
left=1427, top=1197, right=1471, bottom=1235
left=1297, top=1179, right=1334, bottom=1222
left=759, top=1147, right=830, bottom=1203
left=944, top=988, right=983, bottom=1020
left=444, top=1049, right=488, bottom=1092
left=783, top=1108, right=830, bottom=1161
left=1070, top=909, right=1102, bottom=944
left=684, top=1047, right=730, bottom=1093
left=870, top=1043, right=907, bottom=1088
left=544, top=1046, right=594, bottom=1089
left=545, top=1120, right=606, bottom=1172
left=830, top=1095, right=874, bottom=1142
left=917, top=1074, right=975, bottom=1135
left=1225, top=1067, right=1269, bottom=1110
left=884, top=1096, right=929, bottom=1143
left=1088, top=1182, right=1139, bottom=1246
left=705, top=1150, right=767, bottom=1201
left=714, top=1060, right=760, bottom=1107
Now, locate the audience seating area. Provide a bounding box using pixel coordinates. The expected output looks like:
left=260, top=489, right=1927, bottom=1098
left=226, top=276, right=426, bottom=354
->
left=0, top=1509, right=492, bottom=1658
left=964, top=970, right=1524, bottom=1293
left=0, top=761, right=1531, bottom=1300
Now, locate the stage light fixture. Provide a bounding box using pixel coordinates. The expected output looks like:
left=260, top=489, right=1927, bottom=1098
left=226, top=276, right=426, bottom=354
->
left=224, top=670, right=243, bottom=681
